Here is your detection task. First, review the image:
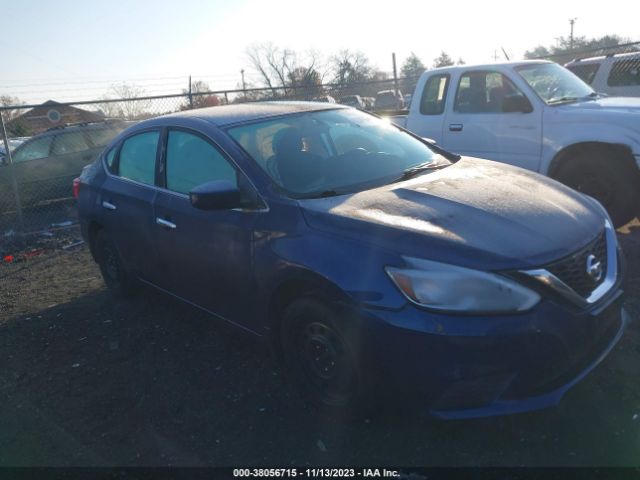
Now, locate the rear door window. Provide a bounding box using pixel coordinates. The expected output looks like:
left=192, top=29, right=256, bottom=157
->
left=566, top=63, right=600, bottom=85
left=51, top=132, right=91, bottom=155
left=117, top=131, right=159, bottom=185
left=165, top=130, right=237, bottom=195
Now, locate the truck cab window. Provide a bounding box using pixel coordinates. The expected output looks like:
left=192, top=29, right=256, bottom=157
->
left=420, top=74, right=449, bottom=115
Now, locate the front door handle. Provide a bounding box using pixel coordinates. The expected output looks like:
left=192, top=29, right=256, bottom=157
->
left=102, top=200, right=117, bottom=210
left=156, top=217, right=177, bottom=230
left=449, top=123, right=463, bottom=132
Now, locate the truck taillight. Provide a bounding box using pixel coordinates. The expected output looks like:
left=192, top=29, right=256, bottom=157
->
left=73, top=177, right=81, bottom=199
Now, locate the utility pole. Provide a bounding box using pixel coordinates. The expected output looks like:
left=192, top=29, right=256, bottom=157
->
left=391, top=52, right=399, bottom=97
left=569, top=18, right=577, bottom=50
left=241, top=69, right=247, bottom=99
left=188, top=75, right=193, bottom=108
left=493, top=50, right=499, bottom=62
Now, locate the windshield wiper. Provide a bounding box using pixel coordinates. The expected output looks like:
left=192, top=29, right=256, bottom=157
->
left=548, top=92, right=600, bottom=105
left=393, top=161, right=448, bottom=182
left=547, top=96, right=581, bottom=105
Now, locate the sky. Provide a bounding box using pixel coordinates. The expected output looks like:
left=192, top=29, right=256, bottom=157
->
left=0, top=0, right=638, bottom=104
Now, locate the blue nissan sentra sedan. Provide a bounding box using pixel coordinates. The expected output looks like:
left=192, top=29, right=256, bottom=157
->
left=75, top=102, right=629, bottom=419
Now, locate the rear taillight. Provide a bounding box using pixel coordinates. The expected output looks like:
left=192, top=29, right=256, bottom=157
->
left=73, top=177, right=81, bottom=199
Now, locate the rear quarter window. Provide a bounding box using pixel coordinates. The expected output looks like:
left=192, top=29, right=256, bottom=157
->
left=607, top=59, right=640, bottom=86
left=420, top=74, right=450, bottom=115
left=87, top=127, right=124, bottom=147
left=104, top=147, right=117, bottom=173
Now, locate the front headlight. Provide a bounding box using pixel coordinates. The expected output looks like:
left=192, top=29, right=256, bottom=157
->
left=385, top=258, right=540, bottom=314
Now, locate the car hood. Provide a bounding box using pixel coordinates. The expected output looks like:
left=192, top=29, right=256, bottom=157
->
left=299, top=158, right=605, bottom=271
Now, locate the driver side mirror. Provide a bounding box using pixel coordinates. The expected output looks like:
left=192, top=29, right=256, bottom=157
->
left=190, top=180, right=241, bottom=210
left=502, top=94, right=533, bottom=113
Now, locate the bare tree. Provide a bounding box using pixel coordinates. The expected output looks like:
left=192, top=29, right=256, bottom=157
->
left=0, top=95, right=25, bottom=123
left=246, top=43, right=328, bottom=99
left=99, top=83, right=152, bottom=120
left=246, top=43, right=296, bottom=96
left=330, top=50, right=373, bottom=85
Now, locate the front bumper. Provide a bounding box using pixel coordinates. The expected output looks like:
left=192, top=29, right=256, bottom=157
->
left=359, top=290, right=628, bottom=419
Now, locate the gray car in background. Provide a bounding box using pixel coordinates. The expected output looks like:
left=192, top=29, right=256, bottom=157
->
left=0, top=121, right=131, bottom=211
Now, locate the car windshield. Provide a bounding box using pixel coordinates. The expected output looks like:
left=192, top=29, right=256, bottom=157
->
left=227, top=108, right=446, bottom=198
left=516, top=62, right=595, bottom=105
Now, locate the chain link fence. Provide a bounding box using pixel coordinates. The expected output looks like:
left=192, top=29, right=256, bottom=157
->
left=2, top=39, right=640, bottom=240
left=0, top=76, right=414, bottom=239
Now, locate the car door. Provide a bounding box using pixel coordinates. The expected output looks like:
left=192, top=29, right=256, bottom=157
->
left=406, top=73, right=450, bottom=143
left=98, top=129, right=163, bottom=286
left=442, top=70, right=543, bottom=172
left=153, top=128, right=258, bottom=327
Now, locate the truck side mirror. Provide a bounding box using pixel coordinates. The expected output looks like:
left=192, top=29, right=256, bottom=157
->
left=502, top=95, right=533, bottom=113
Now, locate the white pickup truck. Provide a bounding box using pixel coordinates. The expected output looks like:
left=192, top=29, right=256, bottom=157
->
left=394, top=61, right=640, bottom=227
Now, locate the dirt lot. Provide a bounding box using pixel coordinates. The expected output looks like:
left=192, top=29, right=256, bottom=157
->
left=0, top=222, right=639, bottom=467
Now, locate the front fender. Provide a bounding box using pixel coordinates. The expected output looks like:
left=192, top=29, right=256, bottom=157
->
left=254, top=229, right=408, bottom=316
left=540, top=115, right=640, bottom=174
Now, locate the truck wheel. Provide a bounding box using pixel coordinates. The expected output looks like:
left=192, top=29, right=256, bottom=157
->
left=95, top=230, right=138, bottom=296
left=280, top=298, right=372, bottom=418
left=554, top=150, right=639, bottom=228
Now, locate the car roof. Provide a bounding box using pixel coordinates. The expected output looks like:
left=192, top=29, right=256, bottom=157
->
left=425, top=60, right=551, bottom=74
left=158, top=101, right=347, bottom=128
left=43, top=119, right=130, bottom=133
left=566, top=51, right=640, bottom=64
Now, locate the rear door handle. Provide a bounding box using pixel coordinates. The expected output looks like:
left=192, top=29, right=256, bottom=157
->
left=156, top=217, right=177, bottom=229
left=449, top=123, right=463, bottom=132
left=102, top=200, right=117, bottom=210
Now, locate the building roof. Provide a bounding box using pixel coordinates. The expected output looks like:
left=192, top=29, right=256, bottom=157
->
left=7, top=100, right=104, bottom=136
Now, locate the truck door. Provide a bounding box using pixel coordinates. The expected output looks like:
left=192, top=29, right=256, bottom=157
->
left=442, top=70, right=542, bottom=172
left=405, top=73, right=450, bottom=144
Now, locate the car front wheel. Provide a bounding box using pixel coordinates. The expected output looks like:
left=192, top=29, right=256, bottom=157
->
left=280, top=298, right=371, bottom=418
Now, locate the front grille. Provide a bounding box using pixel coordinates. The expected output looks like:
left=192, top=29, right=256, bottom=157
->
left=545, top=230, right=607, bottom=298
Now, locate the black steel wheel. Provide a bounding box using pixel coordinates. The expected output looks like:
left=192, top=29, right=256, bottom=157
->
left=95, top=230, right=137, bottom=295
left=280, top=298, right=370, bottom=416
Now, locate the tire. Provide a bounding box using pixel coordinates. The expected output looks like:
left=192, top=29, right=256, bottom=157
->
left=554, top=150, right=640, bottom=228
left=95, top=230, right=138, bottom=296
left=279, top=298, right=372, bottom=418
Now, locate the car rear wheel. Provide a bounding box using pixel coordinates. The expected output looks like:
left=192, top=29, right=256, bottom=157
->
left=280, top=298, right=371, bottom=418
left=95, top=230, right=137, bottom=296
left=554, top=149, right=639, bottom=228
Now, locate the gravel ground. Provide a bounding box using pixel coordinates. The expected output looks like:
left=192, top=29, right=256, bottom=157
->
left=0, top=221, right=638, bottom=467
